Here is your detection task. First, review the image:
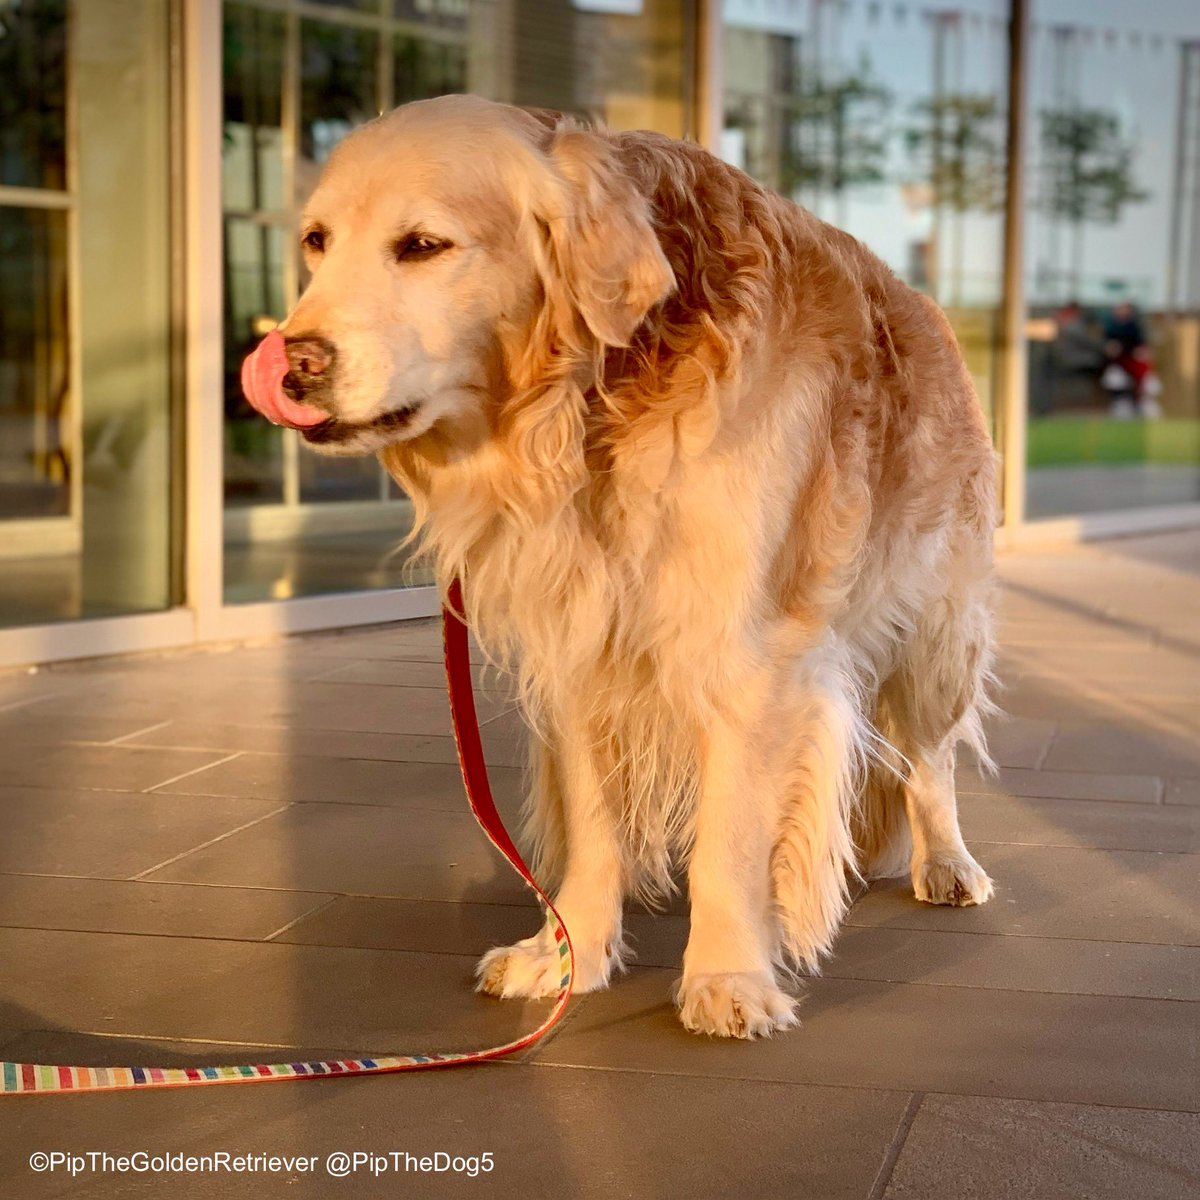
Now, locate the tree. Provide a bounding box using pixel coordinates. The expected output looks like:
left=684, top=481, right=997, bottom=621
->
left=1037, top=107, right=1151, bottom=294
left=903, top=93, right=1006, bottom=304
left=777, top=54, right=893, bottom=224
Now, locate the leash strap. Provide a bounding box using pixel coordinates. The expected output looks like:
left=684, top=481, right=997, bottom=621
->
left=1, top=578, right=573, bottom=1096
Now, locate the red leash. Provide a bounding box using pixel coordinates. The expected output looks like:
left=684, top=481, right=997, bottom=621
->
left=1, top=579, right=574, bottom=1095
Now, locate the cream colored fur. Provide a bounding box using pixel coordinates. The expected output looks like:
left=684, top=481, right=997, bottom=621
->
left=282, top=95, right=998, bottom=1039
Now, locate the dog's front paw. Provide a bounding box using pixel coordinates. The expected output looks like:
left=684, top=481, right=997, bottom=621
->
left=676, top=971, right=799, bottom=1039
left=476, top=932, right=619, bottom=1000
left=912, top=853, right=994, bottom=906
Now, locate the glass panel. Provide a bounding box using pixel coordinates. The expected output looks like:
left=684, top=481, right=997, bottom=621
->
left=394, top=0, right=469, bottom=26
left=504, top=0, right=692, bottom=136
left=1024, top=3, right=1200, bottom=518
left=0, top=0, right=68, bottom=190
left=394, top=33, right=468, bottom=106
left=0, top=208, right=70, bottom=521
left=0, top=0, right=175, bottom=628
left=224, top=216, right=287, bottom=506
left=312, top=0, right=379, bottom=12
left=299, top=19, right=379, bottom=182
left=223, top=4, right=285, bottom=213
left=296, top=19, right=387, bottom=511
left=721, top=1, right=1009, bottom=437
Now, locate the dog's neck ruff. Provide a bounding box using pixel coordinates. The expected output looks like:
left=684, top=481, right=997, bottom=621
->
left=0, top=579, right=574, bottom=1096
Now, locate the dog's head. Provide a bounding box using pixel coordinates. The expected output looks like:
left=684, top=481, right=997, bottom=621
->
left=244, top=94, right=675, bottom=458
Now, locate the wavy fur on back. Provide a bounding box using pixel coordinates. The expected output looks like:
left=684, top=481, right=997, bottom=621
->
left=374, top=100, right=998, bottom=983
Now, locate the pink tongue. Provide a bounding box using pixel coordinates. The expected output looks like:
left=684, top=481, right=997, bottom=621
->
left=240, top=329, right=330, bottom=429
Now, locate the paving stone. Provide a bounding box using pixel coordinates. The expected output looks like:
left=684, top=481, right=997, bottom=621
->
left=883, top=1094, right=1200, bottom=1200
left=849, top=845, right=1200, bottom=946
left=532, top=969, right=1199, bottom=1110
left=25, top=677, right=511, bottom=738
left=123, top=721, right=526, bottom=768
left=956, top=765, right=1160, bottom=804
left=0, top=786, right=286, bottom=879
left=309, top=656, right=510, bottom=692
left=277, top=895, right=691, bottom=973
left=1, top=708, right=172, bottom=745
left=0, top=875, right=333, bottom=942
left=1041, top=722, right=1200, bottom=776
left=0, top=671, right=87, bottom=709
left=279, top=895, right=542, bottom=956
left=965, top=717, right=1057, bottom=770
left=1165, top=778, right=1200, bottom=807
left=825, top=924, right=1199, bottom=1000
left=144, top=803, right=530, bottom=904
left=0, top=743, right=233, bottom=793
left=958, top=793, right=1198, bottom=853
left=155, top=753, right=524, bottom=813
left=987, top=678, right=1124, bottom=723
left=1006, top=647, right=1198, bottom=689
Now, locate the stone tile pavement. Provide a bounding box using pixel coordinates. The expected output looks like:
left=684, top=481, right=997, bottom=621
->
left=0, top=530, right=1197, bottom=1198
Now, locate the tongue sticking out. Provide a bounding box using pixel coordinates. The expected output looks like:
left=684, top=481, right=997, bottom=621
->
left=240, top=330, right=331, bottom=430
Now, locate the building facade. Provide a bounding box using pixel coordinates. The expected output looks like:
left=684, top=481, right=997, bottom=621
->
left=1, top=0, right=1198, bottom=666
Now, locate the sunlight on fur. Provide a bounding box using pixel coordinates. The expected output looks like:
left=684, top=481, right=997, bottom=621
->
left=277, top=94, right=999, bottom=1039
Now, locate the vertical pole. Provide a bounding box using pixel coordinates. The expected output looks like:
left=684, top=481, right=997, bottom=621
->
left=1165, top=42, right=1190, bottom=318
left=281, top=8, right=300, bottom=511
left=693, top=0, right=724, bottom=156
left=929, top=10, right=947, bottom=304
left=183, top=0, right=226, bottom=636
left=1186, top=45, right=1200, bottom=313
left=998, top=0, right=1030, bottom=530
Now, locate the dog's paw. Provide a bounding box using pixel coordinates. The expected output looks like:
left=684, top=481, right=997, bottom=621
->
left=476, top=933, right=619, bottom=1000
left=912, top=853, right=994, bottom=906
left=676, top=971, right=799, bottom=1039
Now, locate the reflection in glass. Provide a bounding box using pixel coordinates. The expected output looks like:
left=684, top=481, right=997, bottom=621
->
left=1025, top=4, right=1200, bottom=517
left=223, top=4, right=285, bottom=214
left=224, top=218, right=287, bottom=507
left=721, top=3, right=1008, bottom=435
left=0, top=0, right=68, bottom=190
left=0, top=208, right=70, bottom=521
left=300, top=20, right=379, bottom=175
left=395, top=34, right=467, bottom=106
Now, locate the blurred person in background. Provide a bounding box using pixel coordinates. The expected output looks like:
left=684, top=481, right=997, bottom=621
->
left=1101, top=300, right=1162, bottom=418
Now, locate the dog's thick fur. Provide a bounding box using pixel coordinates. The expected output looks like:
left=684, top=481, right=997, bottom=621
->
left=282, top=95, right=998, bottom=1038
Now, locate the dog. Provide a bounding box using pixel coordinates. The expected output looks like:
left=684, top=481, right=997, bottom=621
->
left=242, top=94, right=998, bottom=1038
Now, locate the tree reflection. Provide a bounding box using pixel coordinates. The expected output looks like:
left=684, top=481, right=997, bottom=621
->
left=1037, top=106, right=1150, bottom=295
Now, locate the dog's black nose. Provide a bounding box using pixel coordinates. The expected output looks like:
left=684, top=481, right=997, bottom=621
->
left=284, top=335, right=336, bottom=380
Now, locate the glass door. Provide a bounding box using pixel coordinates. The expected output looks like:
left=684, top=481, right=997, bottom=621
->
left=0, top=1, right=177, bottom=628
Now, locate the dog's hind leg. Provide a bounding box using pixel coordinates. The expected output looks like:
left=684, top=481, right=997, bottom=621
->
left=887, top=581, right=997, bottom=907
left=904, top=740, right=993, bottom=905
left=476, top=719, right=628, bottom=998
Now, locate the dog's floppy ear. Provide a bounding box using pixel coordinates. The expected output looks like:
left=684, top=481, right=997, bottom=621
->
left=539, top=127, right=675, bottom=347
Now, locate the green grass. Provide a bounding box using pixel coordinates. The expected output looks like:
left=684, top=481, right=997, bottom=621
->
left=1026, top=416, right=1200, bottom=467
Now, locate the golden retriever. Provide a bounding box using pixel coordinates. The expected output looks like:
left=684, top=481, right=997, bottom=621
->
left=242, top=94, right=997, bottom=1038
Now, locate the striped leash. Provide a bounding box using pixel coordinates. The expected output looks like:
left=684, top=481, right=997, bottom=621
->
left=1, top=578, right=573, bottom=1096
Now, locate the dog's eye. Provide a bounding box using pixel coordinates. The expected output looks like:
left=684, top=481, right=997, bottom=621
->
left=395, top=234, right=450, bottom=262
left=302, top=228, right=326, bottom=253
